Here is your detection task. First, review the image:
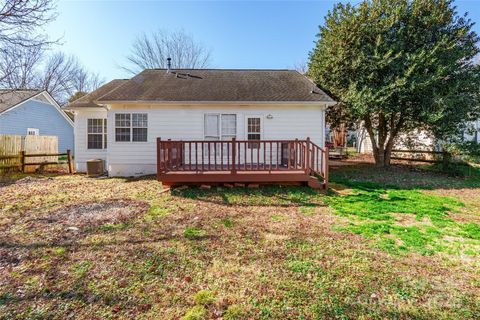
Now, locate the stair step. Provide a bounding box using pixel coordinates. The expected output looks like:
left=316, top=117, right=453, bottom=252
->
left=307, top=176, right=324, bottom=189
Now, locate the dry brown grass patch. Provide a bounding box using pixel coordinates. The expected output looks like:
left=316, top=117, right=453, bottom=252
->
left=46, top=199, right=148, bottom=228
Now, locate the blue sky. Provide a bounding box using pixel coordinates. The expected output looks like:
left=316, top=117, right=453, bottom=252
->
left=46, top=0, right=480, bottom=81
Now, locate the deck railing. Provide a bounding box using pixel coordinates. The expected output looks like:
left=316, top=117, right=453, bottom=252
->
left=156, top=138, right=328, bottom=185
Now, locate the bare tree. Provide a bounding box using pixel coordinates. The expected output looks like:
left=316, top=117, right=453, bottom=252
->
left=292, top=61, right=308, bottom=75
left=39, top=52, right=104, bottom=104
left=71, top=67, right=102, bottom=94
left=0, top=0, right=57, bottom=83
left=0, top=48, right=103, bottom=104
left=122, top=29, right=212, bottom=74
left=0, top=43, right=45, bottom=88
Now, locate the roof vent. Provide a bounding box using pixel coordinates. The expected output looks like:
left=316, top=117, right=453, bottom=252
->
left=166, top=57, right=172, bottom=73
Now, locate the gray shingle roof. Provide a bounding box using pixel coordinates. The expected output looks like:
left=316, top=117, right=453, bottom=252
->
left=94, top=69, right=333, bottom=103
left=67, top=79, right=128, bottom=109
left=0, top=89, right=42, bottom=114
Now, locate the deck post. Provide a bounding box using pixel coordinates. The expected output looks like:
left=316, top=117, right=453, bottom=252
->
left=231, top=137, right=236, bottom=174
left=156, top=138, right=161, bottom=180
left=305, top=137, right=311, bottom=175
left=167, top=139, right=171, bottom=173
left=294, top=138, right=298, bottom=169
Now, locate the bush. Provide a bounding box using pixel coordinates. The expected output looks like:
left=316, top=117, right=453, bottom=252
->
left=224, top=304, right=245, bottom=320
left=183, top=227, right=206, bottom=239
left=181, top=306, right=207, bottom=320
left=444, top=141, right=480, bottom=164
left=193, top=290, right=215, bottom=305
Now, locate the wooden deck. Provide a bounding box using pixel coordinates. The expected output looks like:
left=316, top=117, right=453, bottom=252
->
left=156, top=138, right=328, bottom=188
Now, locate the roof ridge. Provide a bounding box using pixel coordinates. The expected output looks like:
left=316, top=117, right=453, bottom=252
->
left=67, top=79, right=129, bottom=108
left=143, top=68, right=295, bottom=71
left=0, top=88, right=42, bottom=92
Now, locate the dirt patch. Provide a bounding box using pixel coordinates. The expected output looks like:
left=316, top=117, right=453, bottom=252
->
left=392, top=213, right=432, bottom=227
left=45, top=199, right=148, bottom=228
left=0, top=247, right=27, bottom=270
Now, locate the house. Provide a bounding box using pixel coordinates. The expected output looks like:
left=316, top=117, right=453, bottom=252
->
left=66, top=69, right=335, bottom=187
left=355, top=121, right=480, bottom=154
left=0, top=89, right=74, bottom=152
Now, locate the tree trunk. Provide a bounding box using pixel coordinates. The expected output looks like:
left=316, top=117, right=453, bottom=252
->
left=364, top=113, right=403, bottom=168
left=364, top=116, right=388, bottom=167
left=332, top=124, right=347, bottom=147
left=370, top=144, right=393, bottom=167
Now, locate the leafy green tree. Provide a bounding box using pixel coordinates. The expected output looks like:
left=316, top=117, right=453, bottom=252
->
left=309, top=0, right=480, bottom=167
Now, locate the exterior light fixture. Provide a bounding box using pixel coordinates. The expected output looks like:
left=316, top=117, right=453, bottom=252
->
left=266, top=114, right=273, bottom=119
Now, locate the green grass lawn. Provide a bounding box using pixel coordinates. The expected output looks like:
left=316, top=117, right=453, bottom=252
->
left=0, top=164, right=479, bottom=319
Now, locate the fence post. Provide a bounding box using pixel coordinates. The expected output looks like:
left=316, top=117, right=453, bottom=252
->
left=67, top=150, right=74, bottom=174
left=20, top=151, right=26, bottom=173
left=442, top=150, right=451, bottom=170
left=231, top=137, right=236, bottom=174
left=324, top=147, right=329, bottom=190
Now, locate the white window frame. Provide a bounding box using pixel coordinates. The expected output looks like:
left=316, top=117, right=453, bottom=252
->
left=86, top=118, right=107, bottom=150
left=114, top=113, right=148, bottom=142
left=27, top=128, right=39, bottom=136
left=245, top=115, right=263, bottom=149
left=204, top=114, right=237, bottom=158
left=203, top=114, right=237, bottom=141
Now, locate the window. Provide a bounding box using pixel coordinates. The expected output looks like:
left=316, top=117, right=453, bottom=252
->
left=204, top=114, right=237, bottom=140
left=247, top=117, right=261, bottom=148
left=115, top=113, right=148, bottom=142
left=87, top=119, right=107, bottom=149
left=132, top=113, right=148, bottom=141
left=27, top=128, right=39, bottom=136
left=221, top=114, right=236, bottom=140
left=204, top=114, right=237, bottom=157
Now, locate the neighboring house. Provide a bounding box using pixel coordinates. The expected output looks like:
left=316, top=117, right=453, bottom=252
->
left=356, top=128, right=436, bottom=154
left=463, top=120, right=480, bottom=143
left=66, top=69, right=335, bottom=184
left=0, top=89, right=74, bottom=152
left=356, top=121, right=480, bottom=154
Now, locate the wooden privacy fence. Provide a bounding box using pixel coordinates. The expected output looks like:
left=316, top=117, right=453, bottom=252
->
left=0, top=135, right=22, bottom=171
left=0, top=134, right=74, bottom=174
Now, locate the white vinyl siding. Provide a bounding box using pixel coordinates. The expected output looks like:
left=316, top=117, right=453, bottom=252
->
left=103, top=104, right=326, bottom=177
left=74, top=109, right=108, bottom=172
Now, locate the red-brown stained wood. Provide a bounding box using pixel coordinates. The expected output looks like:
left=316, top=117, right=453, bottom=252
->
left=156, top=138, right=327, bottom=189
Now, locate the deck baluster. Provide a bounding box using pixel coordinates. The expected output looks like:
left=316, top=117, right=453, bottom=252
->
left=269, top=142, right=272, bottom=173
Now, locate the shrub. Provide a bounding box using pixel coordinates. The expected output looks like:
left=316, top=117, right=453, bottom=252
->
left=181, top=306, right=207, bottom=320
left=183, top=227, right=206, bottom=239
left=224, top=304, right=245, bottom=320
left=193, top=290, right=215, bottom=305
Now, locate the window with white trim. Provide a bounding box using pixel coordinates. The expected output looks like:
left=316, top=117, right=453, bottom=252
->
left=115, top=113, right=148, bottom=142
left=204, top=114, right=237, bottom=140
left=204, top=114, right=237, bottom=157
left=27, top=128, right=39, bottom=136
left=247, top=117, right=261, bottom=149
left=87, top=119, right=107, bottom=149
